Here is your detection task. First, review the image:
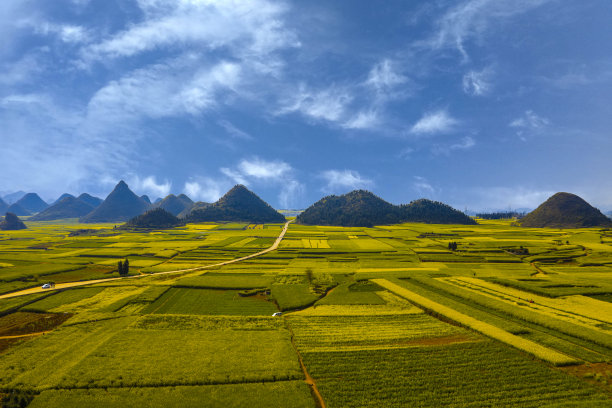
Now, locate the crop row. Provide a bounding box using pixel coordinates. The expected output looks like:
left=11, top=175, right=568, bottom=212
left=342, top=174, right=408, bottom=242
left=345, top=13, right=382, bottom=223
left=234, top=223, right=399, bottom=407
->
left=373, top=279, right=578, bottom=366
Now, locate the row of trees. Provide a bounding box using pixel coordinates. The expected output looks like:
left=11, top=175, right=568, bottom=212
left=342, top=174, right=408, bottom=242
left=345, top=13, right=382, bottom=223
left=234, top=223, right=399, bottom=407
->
left=117, top=259, right=130, bottom=276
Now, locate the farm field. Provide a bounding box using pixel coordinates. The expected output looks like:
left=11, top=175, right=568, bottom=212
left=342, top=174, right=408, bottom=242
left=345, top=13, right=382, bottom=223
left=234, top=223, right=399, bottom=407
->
left=0, top=218, right=612, bottom=406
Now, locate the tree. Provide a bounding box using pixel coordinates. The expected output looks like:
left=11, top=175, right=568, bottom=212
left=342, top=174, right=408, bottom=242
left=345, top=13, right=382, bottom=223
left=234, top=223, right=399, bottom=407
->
left=124, top=258, right=129, bottom=275
left=117, top=260, right=124, bottom=276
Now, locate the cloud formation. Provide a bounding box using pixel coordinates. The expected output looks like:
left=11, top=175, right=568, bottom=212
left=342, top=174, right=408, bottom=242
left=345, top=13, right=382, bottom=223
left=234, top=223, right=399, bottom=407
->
left=410, top=110, right=459, bottom=135
left=320, top=170, right=373, bottom=194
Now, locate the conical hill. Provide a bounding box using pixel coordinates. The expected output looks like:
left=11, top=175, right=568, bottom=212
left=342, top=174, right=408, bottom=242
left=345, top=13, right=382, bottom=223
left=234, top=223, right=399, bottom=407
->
left=80, top=181, right=150, bottom=223
left=184, top=185, right=285, bottom=223
left=31, top=196, right=95, bottom=221
left=520, top=192, right=612, bottom=228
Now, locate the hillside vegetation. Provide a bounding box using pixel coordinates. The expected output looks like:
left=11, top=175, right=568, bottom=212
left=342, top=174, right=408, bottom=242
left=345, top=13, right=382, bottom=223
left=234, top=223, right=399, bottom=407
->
left=123, top=208, right=184, bottom=229
left=185, top=185, right=285, bottom=223
left=80, top=181, right=150, bottom=223
left=520, top=192, right=612, bottom=228
left=297, top=190, right=475, bottom=227
left=0, top=212, right=27, bottom=230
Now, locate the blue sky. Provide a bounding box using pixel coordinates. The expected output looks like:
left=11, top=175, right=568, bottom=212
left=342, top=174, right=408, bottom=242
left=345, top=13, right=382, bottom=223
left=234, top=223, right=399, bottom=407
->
left=1, top=0, right=611, bottom=211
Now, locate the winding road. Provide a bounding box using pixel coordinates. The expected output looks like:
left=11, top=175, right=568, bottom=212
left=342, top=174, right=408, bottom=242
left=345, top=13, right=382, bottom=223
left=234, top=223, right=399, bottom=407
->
left=0, top=220, right=293, bottom=300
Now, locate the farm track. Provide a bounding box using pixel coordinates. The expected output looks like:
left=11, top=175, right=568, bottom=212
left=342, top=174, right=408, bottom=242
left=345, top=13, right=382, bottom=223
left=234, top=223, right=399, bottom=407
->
left=0, top=331, right=51, bottom=340
left=0, top=220, right=294, bottom=300
left=285, top=320, right=326, bottom=408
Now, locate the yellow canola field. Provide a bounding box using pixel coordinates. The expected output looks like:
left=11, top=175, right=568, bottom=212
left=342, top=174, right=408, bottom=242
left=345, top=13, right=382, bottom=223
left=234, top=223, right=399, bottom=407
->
left=373, top=279, right=579, bottom=366
left=445, top=277, right=612, bottom=327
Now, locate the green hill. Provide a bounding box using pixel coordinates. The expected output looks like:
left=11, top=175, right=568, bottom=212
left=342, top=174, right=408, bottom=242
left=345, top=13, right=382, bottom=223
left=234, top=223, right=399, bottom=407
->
left=297, top=190, right=402, bottom=227
left=30, top=196, right=95, bottom=221
left=184, top=185, right=285, bottom=223
left=123, top=208, right=184, bottom=229
left=14, top=193, right=48, bottom=213
left=154, top=194, right=194, bottom=216
left=6, top=203, right=31, bottom=216
left=297, top=190, right=476, bottom=227
left=0, top=212, right=27, bottom=230
left=401, top=199, right=477, bottom=225
left=80, top=181, right=150, bottom=223
left=520, top=192, right=612, bottom=228
left=52, top=193, right=74, bottom=205
left=77, top=193, right=103, bottom=208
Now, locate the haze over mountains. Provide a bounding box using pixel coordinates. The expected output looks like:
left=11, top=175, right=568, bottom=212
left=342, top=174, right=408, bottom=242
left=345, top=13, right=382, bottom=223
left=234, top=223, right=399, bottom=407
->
left=2, top=182, right=610, bottom=229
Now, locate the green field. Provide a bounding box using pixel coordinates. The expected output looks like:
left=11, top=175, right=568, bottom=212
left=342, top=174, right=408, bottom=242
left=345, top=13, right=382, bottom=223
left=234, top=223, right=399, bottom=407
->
left=1, top=219, right=612, bottom=406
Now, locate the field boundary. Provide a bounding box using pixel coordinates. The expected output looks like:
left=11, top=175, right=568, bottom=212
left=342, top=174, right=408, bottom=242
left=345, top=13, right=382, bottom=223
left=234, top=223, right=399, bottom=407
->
left=0, top=220, right=294, bottom=300
left=373, top=278, right=580, bottom=366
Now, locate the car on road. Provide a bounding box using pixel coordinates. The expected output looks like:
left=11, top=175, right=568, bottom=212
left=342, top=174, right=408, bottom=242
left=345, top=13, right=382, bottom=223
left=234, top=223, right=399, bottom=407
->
left=41, top=283, right=55, bottom=289
left=272, top=312, right=283, bottom=317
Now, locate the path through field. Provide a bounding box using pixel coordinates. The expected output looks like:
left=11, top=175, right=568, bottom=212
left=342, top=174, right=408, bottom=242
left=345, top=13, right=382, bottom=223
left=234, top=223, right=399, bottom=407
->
left=0, top=220, right=294, bottom=300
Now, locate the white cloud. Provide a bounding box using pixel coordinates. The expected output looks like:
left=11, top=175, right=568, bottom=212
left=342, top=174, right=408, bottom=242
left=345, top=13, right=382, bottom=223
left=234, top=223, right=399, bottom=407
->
left=82, top=0, right=297, bottom=63
left=320, top=170, right=373, bottom=193
left=432, top=136, right=476, bottom=155
left=462, top=67, right=493, bottom=95
left=509, top=110, right=549, bottom=139
left=366, top=59, right=407, bottom=93
left=128, top=175, right=171, bottom=198
left=278, top=179, right=305, bottom=209
left=220, top=157, right=303, bottom=208
left=238, top=158, right=292, bottom=180
left=412, top=176, right=436, bottom=198
left=410, top=110, right=459, bottom=135
left=88, top=59, right=242, bottom=120
left=279, top=84, right=353, bottom=123
left=342, top=110, right=380, bottom=130
left=184, top=178, right=227, bottom=203
left=425, top=0, right=552, bottom=60
left=218, top=120, right=253, bottom=141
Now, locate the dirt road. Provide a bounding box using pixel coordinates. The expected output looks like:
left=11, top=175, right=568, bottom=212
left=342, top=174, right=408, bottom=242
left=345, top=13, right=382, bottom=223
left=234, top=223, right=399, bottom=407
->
left=0, top=220, right=293, bottom=300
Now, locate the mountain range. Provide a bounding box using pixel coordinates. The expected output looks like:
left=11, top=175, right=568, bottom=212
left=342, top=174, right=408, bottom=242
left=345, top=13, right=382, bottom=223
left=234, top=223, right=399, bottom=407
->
left=296, top=190, right=475, bottom=227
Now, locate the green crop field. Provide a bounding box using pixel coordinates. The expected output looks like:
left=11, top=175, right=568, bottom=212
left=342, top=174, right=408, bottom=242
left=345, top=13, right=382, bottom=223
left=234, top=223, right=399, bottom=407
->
left=1, top=219, right=612, bottom=406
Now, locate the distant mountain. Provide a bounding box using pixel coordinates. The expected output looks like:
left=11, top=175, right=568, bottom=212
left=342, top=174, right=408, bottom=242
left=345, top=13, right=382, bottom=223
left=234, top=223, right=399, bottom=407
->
left=140, top=195, right=151, bottom=204
left=401, top=199, right=477, bottom=225
left=123, top=208, right=184, bottom=229
left=52, top=193, right=75, bottom=205
left=77, top=193, right=103, bottom=208
left=0, top=198, right=8, bottom=214
left=154, top=194, right=194, bottom=216
left=0, top=213, right=27, bottom=230
left=3, top=191, right=26, bottom=205
left=184, top=185, right=285, bottom=223
left=14, top=193, right=48, bottom=213
left=297, top=190, right=476, bottom=227
left=6, top=203, right=31, bottom=216
left=520, top=192, right=612, bottom=228
left=30, top=196, right=95, bottom=221
left=153, top=197, right=163, bottom=204
left=179, top=201, right=209, bottom=218
left=80, top=181, right=150, bottom=223
left=297, top=190, right=402, bottom=227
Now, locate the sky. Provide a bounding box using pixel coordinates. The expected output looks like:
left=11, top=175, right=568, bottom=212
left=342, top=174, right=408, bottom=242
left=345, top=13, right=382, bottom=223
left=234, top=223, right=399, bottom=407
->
left=1, top=0, right=611, bottom=212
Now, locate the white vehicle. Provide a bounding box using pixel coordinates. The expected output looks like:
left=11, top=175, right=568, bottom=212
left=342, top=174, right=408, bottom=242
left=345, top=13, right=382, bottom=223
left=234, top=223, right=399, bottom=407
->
left=41, top=283, right=51, bottom=289
left=272, top=312, right=283, bottom=317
